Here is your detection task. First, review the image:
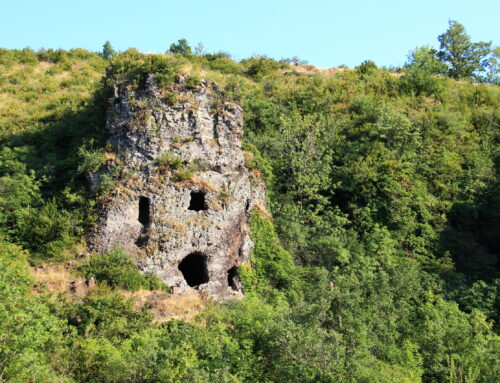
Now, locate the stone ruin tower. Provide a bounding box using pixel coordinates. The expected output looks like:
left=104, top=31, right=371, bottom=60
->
left=89, top=75, right=265, bottom=299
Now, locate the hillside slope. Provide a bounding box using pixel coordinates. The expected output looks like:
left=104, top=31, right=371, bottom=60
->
left=0, top=48, right=499, bottom=382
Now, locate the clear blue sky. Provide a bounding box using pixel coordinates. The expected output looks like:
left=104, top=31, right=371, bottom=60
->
left=1, top=0, right=498, bottom=68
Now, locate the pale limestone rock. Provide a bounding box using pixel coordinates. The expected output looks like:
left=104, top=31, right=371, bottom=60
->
left=89, top=75, right=265, bottom=299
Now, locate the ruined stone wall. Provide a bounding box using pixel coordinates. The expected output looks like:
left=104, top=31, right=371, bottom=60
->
left=89, top=75, right=265, bottom=299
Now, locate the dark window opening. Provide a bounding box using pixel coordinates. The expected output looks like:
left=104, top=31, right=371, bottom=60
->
left=138, top=196, right=150, bottom=225
left=178, top=252, right=209, bottom=287
left=227, top=266, right=239, bottom=291
left=188, top=191, right=207, bottom=211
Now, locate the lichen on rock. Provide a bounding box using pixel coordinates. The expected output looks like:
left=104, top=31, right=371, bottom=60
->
left=89, top=74, right=265, bottom=299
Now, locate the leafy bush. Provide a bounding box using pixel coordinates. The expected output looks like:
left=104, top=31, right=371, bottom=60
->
left=142, top=54, right=177, bottom=85
left=155, top=152, right=201, bottom=181
left=162, top=91, right=178, bottom=105
left=242, top=56, right=281, bottom=80
left=0, top=47, right=38, bottom=67
left=63, top=285, right=154, bottom=342
left=172, top=168, right=194, bottom=181
left=0, top=239, right=71, bottom=382
left=80, top=249, right=169, bottom=291
left=356, top=59, right=378, bottom=74
left=17, top=199, right=77, bottom=262
left=77, top=143, right=106, bottom=173
left=206, top=56, right=243, bottom=74
left=156, top=151, right=183, bottom=169
left=242, top=142, right=274, bottom=184
left=240, top=210, right=302, bottom=299
left=185, top=75, right=201, bottom=89
left=106, top=50, right=179, bottom=86
left=399, top=46, right=446, bottom=96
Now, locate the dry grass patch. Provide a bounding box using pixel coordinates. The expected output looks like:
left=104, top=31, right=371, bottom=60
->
left=253, top=202, right=272, bottom=220
left=30, top=262, right=78, bottom=295
left=285, top=64, right=350, bottom=77
left=123, top=289, right=206, bottom=323
left=176, top=175, right=218, bottom=192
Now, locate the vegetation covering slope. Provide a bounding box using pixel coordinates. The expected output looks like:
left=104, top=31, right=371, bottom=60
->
left=0, top=22, right=499, bottom=382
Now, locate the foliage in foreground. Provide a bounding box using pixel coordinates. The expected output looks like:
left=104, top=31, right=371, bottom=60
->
left=80, top=249, right=169, bottom=292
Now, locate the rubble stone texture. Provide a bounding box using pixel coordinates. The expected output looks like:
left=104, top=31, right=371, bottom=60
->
left=89, top=75, right=265, bottom=299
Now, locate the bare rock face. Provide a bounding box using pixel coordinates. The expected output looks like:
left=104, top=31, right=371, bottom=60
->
left=89, top=75, right=265, bottom=299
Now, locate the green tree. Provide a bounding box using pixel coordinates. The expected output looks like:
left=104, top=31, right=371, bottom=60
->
left=101, top=41, right=116, bottom=60
left=194, top=42, right=204, bottom=56
left=356, top=59, right=378, bottom=74
left=169, top=38, right=192, bottom=56
left=485, top=46, right=500, bottom=84
left=406, top=46, right=446, bottom=75
left=0, top=240, right=71, bottom=382
left=437, top=21, right=492, bottom=80
left=400, top=46, right=446, bottom=96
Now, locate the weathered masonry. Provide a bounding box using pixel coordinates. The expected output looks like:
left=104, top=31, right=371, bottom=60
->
left=89, top=75, right=265, bottom=298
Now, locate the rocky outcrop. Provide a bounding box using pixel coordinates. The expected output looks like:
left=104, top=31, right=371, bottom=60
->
left=89, top=75, right=265, bottom=299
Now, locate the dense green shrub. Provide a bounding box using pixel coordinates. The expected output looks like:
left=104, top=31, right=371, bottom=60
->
left=172, top=168, right=194, bottom=181
left=105, top=49, right=179, bottom=86
left=0, top=47, right=38, bottom=67
left=242, top=142, right=274, bottom=184
left=17, top=199, right=77, bottom=262
left=240, top=210, right=301, bottom=299
left=77, top=142, right=106, bottom=173
left=185, top=74, right=201, bottom=89
left=142, top=54, right=178, bottom=85
left=242, top=56, right=282, bottom=80
left=0, top=239, right=71, bottom=382
left=206, top=56, right=244, bottom=74
left=399, top=46, right=446, bottom=96
left=80, top=249, right=169, bottom=291
left=64, top=285, right=153, bottom=339
left=356, top=59, right=378, bottom=74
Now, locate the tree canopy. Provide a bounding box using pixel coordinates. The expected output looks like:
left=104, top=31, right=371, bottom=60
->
left=437, top=20, right=492, bottom=81
left=101, top=41, right=116, bottom=60
left=169, top=38, right=192, bottom=56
